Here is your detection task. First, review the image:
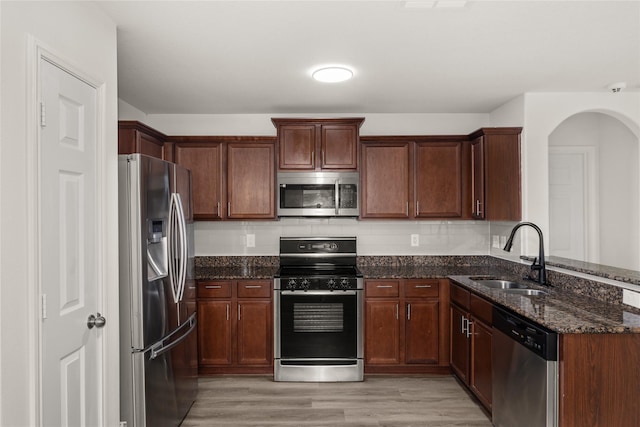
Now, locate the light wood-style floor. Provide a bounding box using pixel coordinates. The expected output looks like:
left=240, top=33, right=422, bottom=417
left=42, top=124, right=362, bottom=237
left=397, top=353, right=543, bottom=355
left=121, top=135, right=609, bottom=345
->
left=182, top=375, right=493, bottom=427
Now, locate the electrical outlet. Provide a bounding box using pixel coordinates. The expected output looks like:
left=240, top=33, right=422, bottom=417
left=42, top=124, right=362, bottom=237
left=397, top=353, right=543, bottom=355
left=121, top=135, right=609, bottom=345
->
left=492, top=235, right=500, bottom=248
left=246, top=234, right=255, bottom=248
left=411, top=234, right=419, bottom=247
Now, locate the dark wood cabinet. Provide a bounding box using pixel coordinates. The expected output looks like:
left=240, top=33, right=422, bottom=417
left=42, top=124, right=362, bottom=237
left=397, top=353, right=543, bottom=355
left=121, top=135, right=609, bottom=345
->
left=170, top=137, right=276, bottom=220
left=470, top=127, right=522, bottom=220
left=173, top=141, right=224, bottom=220
left=365, top=279, right=449, bottom=374
left=361, top=138, right=467, bottom=219
left=361, top=142, right=412, bottom=218
left=197, top=279, right=273, bottom=375
left=227, top=141, right=276, bottom=219
left=414, top=142, right=463, bottom=218
left=272, top=118, right=364, bottom=171
left=118, top=121, right=169, bottom=160
left=449, top=281, right=493, bottom=413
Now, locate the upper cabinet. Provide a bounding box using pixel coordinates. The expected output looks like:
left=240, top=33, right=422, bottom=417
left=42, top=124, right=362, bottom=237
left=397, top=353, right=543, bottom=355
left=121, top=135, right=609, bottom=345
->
left=360, top=137, right=467, bottom=219
left=118, top=121, right=170, bottom=160
left=469, top=128, right=522, bottom=221
left=272, top=118, right=364, bottom=171
left=169, top=136, right=276, bottom=220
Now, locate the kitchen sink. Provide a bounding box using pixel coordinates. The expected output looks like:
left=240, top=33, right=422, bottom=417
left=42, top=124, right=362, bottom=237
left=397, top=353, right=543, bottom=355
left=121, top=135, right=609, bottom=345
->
left=475, top=279, right=527, bottom=289
left=502, top=288, right=548, bottom=296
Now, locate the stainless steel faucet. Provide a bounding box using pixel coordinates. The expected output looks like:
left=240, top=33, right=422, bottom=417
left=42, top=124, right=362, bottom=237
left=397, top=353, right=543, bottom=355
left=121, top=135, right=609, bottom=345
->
left=503, top=222, right=548, bottom=285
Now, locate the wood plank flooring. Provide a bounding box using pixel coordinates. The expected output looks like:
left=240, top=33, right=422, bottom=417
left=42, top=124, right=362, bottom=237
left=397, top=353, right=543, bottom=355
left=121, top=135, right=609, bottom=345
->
left=182, top=375, right=493, bottom=426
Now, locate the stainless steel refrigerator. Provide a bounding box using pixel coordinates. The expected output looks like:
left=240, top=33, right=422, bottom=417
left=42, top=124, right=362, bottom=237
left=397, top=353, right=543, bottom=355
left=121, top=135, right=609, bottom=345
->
left=118, top=154, right=197, bottom=427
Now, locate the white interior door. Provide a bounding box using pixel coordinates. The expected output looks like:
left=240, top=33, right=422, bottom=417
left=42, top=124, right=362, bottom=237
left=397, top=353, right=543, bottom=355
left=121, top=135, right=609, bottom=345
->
left=39, top=58, right=103, bottom=426
left=549, top=147, right=598, bottom=262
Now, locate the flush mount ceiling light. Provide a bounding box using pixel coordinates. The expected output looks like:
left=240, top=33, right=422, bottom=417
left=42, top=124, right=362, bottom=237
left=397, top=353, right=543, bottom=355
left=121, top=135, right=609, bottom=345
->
left=312, top=66, right=354, bottom=83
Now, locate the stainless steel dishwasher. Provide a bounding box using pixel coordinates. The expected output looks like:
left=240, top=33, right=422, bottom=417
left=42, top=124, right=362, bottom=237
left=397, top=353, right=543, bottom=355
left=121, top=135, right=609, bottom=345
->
left=492, top=305, right=558, bottom=427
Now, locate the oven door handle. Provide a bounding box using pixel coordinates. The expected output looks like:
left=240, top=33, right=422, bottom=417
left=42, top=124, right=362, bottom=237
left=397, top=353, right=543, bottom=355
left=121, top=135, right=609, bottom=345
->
left=279, top=290, right=358, bottom=296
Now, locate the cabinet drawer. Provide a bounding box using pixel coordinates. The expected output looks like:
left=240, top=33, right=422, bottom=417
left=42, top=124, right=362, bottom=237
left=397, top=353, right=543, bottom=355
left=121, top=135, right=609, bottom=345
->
left=405, top=279, right=439, bottom=298
left=450, top=282, right=470, bottom=309
left=365, top=280, right=400, bottom=298
left=237, top=280, right=272, bottom=298
left=198, top=281, right=232, bottom=298
left=470, top=293, right=492, bottom=325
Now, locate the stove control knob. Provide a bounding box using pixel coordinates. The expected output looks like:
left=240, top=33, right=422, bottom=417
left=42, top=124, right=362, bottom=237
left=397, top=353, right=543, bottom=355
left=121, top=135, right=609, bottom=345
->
left=301, top=279, right=310, bottom=290
left=327, top=278, right=337, bottom=289
left=340, top=278, right=351, bottom=289
left=287, top=279, right=298, bottom=290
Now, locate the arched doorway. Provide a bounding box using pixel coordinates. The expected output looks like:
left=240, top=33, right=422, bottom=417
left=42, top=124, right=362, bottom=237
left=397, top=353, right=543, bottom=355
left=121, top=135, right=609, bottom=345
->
left=548, top=112, right=639, bottom=270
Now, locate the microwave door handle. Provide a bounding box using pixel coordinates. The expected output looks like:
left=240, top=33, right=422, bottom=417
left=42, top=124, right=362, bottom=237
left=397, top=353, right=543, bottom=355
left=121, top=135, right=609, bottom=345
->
left=335, top=178, right=340, bottom=215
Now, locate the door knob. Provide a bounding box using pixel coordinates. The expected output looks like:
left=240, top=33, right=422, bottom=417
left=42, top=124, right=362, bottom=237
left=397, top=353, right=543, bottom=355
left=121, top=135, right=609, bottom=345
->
left=87, top=313, right=106, bottom=329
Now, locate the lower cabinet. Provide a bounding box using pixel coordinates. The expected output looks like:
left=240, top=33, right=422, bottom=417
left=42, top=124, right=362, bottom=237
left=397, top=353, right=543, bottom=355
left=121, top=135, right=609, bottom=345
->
left=197, top=279, right=273, bottom=374
left=449, top=281, right=493, bottom=413
left=364, top=278, right=450, bottom=374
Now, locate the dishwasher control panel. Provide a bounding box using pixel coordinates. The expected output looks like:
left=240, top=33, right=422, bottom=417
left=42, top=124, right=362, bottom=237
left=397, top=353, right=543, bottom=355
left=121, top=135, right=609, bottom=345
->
left=493, top=306, right=558, bottom=360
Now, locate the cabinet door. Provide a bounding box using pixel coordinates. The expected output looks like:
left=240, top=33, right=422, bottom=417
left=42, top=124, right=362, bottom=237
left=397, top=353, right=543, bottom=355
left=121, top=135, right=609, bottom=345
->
left=365, top=300, right=401, bottom=364
left=450, top=304, right=470, bottom=383
left=237, top=300, right=273, bottom=366
left=227, top=142, right=275, bottom=219
left=471, top=136, right=485, bottom=219
left=405, top=300, right=439, bottom=364
left=470, top=318, right=492, bottom=411
left=278, top=125, right=316, bottom=170
left=361, top=142, right=411, bottom=218
left=415, top=142, right=462, bottom=218
left=174, top=143, right=224, bottom=220
left=321, top=125, right=358, bottom=170
left=197, top=301, right=232, bottom=365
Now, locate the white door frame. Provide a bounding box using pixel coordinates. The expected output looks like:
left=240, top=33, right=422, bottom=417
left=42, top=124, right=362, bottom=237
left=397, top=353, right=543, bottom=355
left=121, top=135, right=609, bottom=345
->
left=548, top=145, right=599, bottom=263
left=27, top=36, right=118, bottom=426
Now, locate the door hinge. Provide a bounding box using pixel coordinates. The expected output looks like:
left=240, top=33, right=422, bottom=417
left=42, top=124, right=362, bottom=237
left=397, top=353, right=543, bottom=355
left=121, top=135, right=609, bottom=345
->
left=41, top=293, right=47, bottom=320
left=39, top=102, right=46, bottom=127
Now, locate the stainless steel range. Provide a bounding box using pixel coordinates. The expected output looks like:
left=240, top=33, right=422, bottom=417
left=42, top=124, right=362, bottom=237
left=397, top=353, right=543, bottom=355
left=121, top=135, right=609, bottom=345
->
left=274, top=237, right=364, bottom=382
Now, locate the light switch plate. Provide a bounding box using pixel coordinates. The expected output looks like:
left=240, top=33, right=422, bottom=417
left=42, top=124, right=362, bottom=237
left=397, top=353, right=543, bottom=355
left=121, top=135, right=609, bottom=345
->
left=246, top=234, right=255, bottom=248
left=411, top=234, right=419, bottom=247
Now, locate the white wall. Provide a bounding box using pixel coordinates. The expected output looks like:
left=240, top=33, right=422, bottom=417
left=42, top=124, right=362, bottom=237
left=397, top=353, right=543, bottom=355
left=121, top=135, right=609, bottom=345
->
left=0, top=2, right=118, bottom=425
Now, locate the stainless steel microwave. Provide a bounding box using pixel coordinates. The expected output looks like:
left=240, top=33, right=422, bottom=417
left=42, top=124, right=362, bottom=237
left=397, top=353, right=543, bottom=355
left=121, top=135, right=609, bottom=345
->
left=277, top=172, right=359, bottom=217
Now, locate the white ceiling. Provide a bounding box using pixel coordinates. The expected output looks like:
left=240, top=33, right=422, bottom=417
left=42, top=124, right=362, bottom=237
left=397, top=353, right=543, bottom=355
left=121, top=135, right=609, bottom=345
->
left=97, top=0, right=640, bottom=115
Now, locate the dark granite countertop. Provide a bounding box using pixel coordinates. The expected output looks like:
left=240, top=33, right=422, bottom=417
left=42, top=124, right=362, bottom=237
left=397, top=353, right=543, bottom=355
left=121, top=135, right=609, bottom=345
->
left=449, top=273, right=640, bottom=334
left=196, top=266, right=278, bottom=280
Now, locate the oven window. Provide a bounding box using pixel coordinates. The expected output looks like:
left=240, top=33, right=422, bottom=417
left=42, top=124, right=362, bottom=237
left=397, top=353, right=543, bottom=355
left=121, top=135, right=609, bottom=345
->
left=280, top=184, right=336, bottom=209
left=280, top=293, right=357, bottom=359
left=294, top=303, right=343, bottom=333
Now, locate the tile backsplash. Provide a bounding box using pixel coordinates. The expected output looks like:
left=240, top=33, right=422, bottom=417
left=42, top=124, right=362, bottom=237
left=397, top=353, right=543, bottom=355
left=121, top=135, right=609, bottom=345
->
left=194, top=218, right=491, bottom=256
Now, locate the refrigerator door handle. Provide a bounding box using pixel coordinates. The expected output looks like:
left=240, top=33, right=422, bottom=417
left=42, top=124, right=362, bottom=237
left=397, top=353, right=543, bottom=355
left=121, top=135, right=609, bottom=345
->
left=149, top=313, right=197, bottom=360
left=168, top=193, right=188, bottom=304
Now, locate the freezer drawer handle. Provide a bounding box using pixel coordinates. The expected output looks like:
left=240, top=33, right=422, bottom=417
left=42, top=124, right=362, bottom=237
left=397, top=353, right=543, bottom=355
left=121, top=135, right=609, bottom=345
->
left=87, top=313, right=106, bottom=329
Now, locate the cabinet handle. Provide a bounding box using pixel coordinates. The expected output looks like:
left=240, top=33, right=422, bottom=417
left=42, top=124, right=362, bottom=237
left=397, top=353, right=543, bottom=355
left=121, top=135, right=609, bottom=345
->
left=414, top=285, right=432, bottom=288
left=416, top=201, right=420, bottom=216
left=376, top=285, right=393, bottom=288
left=228, top=202, right=231, bottom=217
left=217, top=202, right=220, bottom=218
left=406, top=202, right=409, bottom=216
left=322, top=150, right=325, bottom=166
left=407, top=303, right=411, bottom=320
left=475, top=199, right=482, bottom=216
left=396, top=303, right=399, bottom=320
left=466, top=319, right=473, bottom=338
left=311, top=151, right=315, bottom=167
left=205, top=285, right=221, bottom=289
left=238, top=304, right=241, bottom=321
left=244, top=285, right=262, bottom=289
left=461, top=316, right=467, bottom=334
